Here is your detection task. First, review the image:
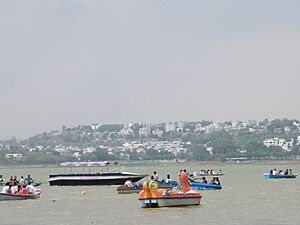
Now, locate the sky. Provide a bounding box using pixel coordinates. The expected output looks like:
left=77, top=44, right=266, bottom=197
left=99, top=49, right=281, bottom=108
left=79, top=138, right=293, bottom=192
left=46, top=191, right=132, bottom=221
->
left=0, top=0, right=300, bottom=139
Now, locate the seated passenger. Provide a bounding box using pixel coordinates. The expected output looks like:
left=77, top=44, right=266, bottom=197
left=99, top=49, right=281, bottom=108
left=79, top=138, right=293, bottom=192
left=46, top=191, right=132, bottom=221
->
left=25, top=175, right=33, bottom=184
left=18, top=176, right=25, bottom=186
left=215, top=177, right=221, bottom=185
left=153, top=171, right=159, bottom=181
left=10, top=182, right=18, bottom=195
left=165, top=174, right=171, bottom=183
left=201, top=177, right=207, bottom=184
left=1, top=182, right=12, bottom=194
left=26, top=182, right=36, bottom=194
left=289, top=169, right=293, bottom=175
left=188, top=174, right=195, bottom=182
left=284, top=169, right=289, bottom=175
left=124, top=178, right=134, bottom=187
left=19, top=185, right=29, bottom=195
left=272, top=169, right=277, bottom=175
left=210, top=177, right=219, bottom=185
left=148, top=175, right=156, bottom=182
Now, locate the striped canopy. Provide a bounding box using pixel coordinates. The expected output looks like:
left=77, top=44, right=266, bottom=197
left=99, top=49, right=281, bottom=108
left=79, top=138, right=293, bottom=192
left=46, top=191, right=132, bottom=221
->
left=60, top=161, right=111, bottom=167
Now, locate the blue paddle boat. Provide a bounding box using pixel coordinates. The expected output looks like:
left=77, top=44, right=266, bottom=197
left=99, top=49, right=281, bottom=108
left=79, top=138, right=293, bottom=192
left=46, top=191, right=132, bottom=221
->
left=264, top=173, right=297, bottom=179
left=158, top=180, right=222, bottom=190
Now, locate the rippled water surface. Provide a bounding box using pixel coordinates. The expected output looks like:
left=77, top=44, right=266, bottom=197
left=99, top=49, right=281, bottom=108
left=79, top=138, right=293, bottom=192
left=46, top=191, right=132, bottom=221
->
left=1, top=163, right=300, bottom=225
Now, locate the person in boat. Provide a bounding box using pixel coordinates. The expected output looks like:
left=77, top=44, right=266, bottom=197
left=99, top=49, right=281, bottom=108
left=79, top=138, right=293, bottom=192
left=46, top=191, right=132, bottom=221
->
left=25, top=174, right=33, bottom=184
left=165, top=174, right=171, bottom=183
left=214, top=177, right=221, bottom=185
left=26, top=182, right=36, bottom=195
left=180, top=169, right=192, bottom=193
left=148, top=176, right=155, bottom=182
left=124, top=178, right=134, bottom=187
left=13, top=176, right=18, bottom=182
left=272, top=169, right=277, bottom=175
left=10, top=182, right=18, bottom=195
left=289, top=169, right=293, bottom=175
left=270, top=170, right=273, bottom=175
left=19, top=185, right=29, bottom=195
left=0, top=175, right=3, bottom=182
left=201, top=177, right=208, bottom=184
left=19, top=176, right=25, bottom=186
left=284, top=169, right=289, bottom=175
left=153, top=171, right=159, bottom=181
left=176, top=170, right=183, bottom=191
left=210, top=177, right=219, bottom=185
left=1, top=182, right=12, bottom=194
left=188, top=173, right=195, bottom=182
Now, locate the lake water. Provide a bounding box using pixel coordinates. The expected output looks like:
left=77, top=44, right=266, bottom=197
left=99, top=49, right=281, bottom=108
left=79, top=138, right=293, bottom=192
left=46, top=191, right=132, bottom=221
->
left=1, top=163, right=300, bottom=225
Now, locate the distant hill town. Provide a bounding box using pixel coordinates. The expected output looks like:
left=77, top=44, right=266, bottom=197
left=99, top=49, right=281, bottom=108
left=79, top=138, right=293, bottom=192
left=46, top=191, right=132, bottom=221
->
left=1, top=118, right=300, bottom=164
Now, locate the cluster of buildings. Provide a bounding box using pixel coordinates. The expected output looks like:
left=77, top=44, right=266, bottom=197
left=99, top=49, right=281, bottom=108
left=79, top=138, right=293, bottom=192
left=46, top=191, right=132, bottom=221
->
left=1, top=119, right=300, bottom=161
left=263, top=136, right=300, bottom=152
left=117, top=120, right=271, bottom=138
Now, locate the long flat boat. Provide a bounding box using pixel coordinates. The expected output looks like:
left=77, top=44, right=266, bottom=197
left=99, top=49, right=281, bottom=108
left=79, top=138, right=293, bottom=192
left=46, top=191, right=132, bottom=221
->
left=263, top=173, right=297, bottom=179
left=0, top=193, right=40, bottom=201
left=49, top=172, right=147, bottom=186
left=48, top=161, right=147, bottom=186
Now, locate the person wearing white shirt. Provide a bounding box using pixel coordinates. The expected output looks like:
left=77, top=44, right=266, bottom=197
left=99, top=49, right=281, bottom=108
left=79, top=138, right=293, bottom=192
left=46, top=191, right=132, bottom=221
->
left=124, top=179, right=134, bottom=187
left=166, top=174, right=171, bottom=183
left=10, top=182, right=18, bottom=195
left=26, top=182, right=36, bottom=194
left=1, top=183, right=11, bottom=194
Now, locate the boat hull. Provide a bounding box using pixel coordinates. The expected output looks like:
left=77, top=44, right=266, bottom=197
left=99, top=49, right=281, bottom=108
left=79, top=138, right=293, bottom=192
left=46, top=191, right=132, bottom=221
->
left=264, top=173, right=297, bottom=179
left=48, top=172, right=146, bottom=186
left=139, top=196, right=201, bottom=208
left=0, top=193, right=40, bottom=201
left=191, top=182, right=222, bottom=190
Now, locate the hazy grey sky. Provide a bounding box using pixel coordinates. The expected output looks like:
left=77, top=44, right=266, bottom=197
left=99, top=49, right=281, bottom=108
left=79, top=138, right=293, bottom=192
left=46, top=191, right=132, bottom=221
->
left=0, top=0, right=300, bottom=139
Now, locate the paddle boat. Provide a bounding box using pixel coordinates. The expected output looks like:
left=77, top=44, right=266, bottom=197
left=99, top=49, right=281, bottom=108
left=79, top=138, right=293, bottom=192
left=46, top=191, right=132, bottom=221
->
left=0, top=189, right=42, bottom=201
left=264, top=173, right=297, bottom=179
left=138, top=171, right=201, bottom=208
left=193, top=170, right=224, bottom=177
left=155, top=179, right=222, bottom=190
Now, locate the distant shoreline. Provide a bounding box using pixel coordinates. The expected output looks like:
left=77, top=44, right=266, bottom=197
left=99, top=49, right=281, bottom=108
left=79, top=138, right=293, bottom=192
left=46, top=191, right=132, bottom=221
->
left=0, top=159, right=300, bottom=169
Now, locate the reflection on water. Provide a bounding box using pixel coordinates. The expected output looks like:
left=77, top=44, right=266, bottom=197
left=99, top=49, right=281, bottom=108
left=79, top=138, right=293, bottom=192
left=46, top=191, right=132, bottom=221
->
left=1, top=163, right=300, bottom=225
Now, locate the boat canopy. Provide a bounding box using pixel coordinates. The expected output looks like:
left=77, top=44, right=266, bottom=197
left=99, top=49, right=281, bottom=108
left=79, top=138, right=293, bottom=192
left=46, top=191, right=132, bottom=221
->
left=60, top=161, right=111, bottom=167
